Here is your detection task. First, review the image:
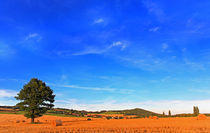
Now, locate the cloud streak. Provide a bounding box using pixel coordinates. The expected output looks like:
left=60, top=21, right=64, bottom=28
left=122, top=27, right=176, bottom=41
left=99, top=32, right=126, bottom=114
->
left=61, top=84, right=115, bottom=92
left=93, top=18, right=104, bottom=24
left=24, top=33, right=42, bottom=42
left=0, top=89, right=17, bottom=98
left=143, top=0, right=165, bottom=22
left=72, top=41, right=127, bottom=56
left=189, top=89, right=210, bottom=94
left=149, top=27, right=160, bottom=32
left=161, top=43, right=168, bottom=52
left=49, top=83, right=134, bottom=94
left=0, top=43, right=15, bottom=57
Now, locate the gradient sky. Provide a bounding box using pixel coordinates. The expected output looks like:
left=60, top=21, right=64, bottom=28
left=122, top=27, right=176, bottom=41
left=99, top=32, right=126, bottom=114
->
left=1, top=0, right=210, bottom=114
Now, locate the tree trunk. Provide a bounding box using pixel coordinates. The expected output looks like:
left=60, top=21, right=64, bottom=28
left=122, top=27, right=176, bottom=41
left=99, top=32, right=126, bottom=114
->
left=31, top=117, right=34, bottom=123
left=31, top=109, right=35, bottom=123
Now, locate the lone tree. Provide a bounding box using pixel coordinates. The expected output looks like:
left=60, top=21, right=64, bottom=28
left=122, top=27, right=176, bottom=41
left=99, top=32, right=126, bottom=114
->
left=163, top=112, right=165, bottom=116
left=15, top=78, right=55, bottom=123
left=193, top=106, right=199, bottom=116
left=168, top=110, right=171, bottom=116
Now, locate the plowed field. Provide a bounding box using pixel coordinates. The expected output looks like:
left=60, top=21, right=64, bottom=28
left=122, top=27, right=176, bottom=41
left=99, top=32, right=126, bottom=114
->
left=0, top=114, right=210, bottom=133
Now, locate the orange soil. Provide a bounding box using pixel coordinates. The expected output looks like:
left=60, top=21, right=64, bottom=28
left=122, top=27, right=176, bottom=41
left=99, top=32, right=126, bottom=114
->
left=0, top=114, right=210, bottom=133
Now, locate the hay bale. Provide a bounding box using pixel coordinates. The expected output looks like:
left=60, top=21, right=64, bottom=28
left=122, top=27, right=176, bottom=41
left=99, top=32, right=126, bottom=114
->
left=152, top=116, right=158, bottom=119
left=197, top=114, right=207, bottom=120
left=149, top=116, right=158, bottom=119
left=51, top=120, right=62, bottom=126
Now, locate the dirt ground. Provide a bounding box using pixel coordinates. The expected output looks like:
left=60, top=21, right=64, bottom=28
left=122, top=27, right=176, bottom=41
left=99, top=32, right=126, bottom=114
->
left=1, top=114, right=210, bottom=133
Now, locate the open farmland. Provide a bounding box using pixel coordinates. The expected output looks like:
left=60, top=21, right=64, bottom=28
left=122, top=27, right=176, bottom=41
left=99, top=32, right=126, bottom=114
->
left=1, top=114, right=210, bottom=133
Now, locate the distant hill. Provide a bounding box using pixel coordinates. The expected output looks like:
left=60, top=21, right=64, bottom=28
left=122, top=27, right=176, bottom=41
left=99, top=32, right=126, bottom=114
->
left=122, top=108, right=161, bottom=117
left=0, top=106, right=14, bottom=109
left=98, top=108, right=161, bottom=117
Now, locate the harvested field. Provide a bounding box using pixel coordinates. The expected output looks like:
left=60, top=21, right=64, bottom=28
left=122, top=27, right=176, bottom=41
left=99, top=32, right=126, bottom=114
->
left=0, top=114, right=210, bottom=133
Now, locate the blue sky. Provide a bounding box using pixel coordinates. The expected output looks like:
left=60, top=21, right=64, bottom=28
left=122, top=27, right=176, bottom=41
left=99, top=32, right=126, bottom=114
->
left=1, top=0, right=210, bottom=114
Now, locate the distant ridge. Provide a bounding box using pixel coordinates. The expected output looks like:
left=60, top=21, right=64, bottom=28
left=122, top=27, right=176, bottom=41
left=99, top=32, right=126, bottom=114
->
left=98, top=108, right=161, bottom=117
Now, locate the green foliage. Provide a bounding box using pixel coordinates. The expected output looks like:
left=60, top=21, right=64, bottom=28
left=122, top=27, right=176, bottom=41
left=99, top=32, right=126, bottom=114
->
left=90, top=108, right=161, bottom=118
left=15, top=78, right=55, bottom=123
left=163, top=112, right=165, bottom=116
left=119, top=116, right=124, bottom=119
left=106, top=116, right=112, bottom=120
left=193, top=106, right=199, bottom=116
left=46, top=108, right=87, bottom=117
left=100, top=111, right=122, bottom=114
left=122, top=108, right=160, bottom=117
left=174, top=113, right=194, bottom=117
left=168, top=110, right=171, bottom=116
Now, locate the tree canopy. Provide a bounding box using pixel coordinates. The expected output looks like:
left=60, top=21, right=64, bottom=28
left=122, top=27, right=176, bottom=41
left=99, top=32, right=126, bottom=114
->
left=168, top=110, right=171, bottom=116
left=193, top=106, right=199, bottom=116
left=15, top=78, right=55, bottom=123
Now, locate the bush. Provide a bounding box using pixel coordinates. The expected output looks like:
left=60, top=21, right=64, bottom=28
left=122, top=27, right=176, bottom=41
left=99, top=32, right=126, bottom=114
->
left=119, top=116, right=124, bottom=119
left=106, top=116, right=112, bottom=120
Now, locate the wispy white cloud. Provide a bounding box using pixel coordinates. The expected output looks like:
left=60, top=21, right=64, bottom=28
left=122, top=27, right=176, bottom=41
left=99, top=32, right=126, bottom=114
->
left=149, top=76, right=173, bottom=83
left=118, top=53, right=207, bottom=72
left=183, top=58, right=205, bottom=70
left=189, top=89, right=210, bottom=94
left=185, top=19, right=207, bottom=34
left=118, top=55, right=166, bottom=71
left=93, top=18, right=104, bottom=24
left=0, top=99, right=17, bottom=106
left=0, top=78, right=26, bottom=83
left=62, top=84, right=115, bottom=92
left=72, top=41, right=128, bottom=56
left=143, top=0, right=165, bottom=22
left=149, top=26, right=160, bottom=32
left=49, top=83, right=134, bottom=94
left=0, top=43, right=15, bottom=57
left=24, top=33, right=42, bottom=42
left=182, top=48, right=186, bottom=52
left=72, top=47, right=106, bottom=55
left=161, top=43, right=168, bottom=52
left=110, top=41, right=127, bottom=50
left=0, top=89, right=17, bottom=98
left=19, top=33, right=43, bottom=51
left=60, top=74, right=68, bottom=81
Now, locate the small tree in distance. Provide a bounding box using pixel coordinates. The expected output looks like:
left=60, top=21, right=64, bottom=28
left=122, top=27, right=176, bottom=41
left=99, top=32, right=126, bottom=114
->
left=15, top=78, right=55, bottom=123
left=163, top=112, right=165, bottom=116
left=193, top=106, right=199, bottom=116
left=168, top=110, right=171, bottom=116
